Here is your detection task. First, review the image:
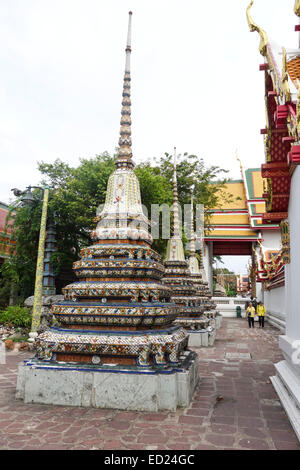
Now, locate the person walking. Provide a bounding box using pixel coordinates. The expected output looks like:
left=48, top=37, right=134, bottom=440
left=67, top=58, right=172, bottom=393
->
left=246, top=302, right=255, bottom=328
left=257, top=301, right=266, bottom=328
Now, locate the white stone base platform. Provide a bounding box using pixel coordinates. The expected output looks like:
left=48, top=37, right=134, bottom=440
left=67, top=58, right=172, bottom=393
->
left=16, top=351, right=199, bottom=412
left=266, top=311, right=286, bottom=333
left=270, top=336, right=300, bottom=441
left=188, top=328, right=216, bottom=347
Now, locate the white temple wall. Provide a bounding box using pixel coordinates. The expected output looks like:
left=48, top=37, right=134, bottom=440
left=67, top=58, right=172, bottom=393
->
left=286, top=165, right=300, bottom=340
left=263, top=284, right=287, bottom=332
left=261, top=229, right=281, bottom=249
left=271, top=166, right=300, bottom=441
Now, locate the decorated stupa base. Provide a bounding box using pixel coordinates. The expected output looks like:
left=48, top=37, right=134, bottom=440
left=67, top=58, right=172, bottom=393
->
left=17, top=232, right=199, bottom=410
left=163, top=260, right=216, bottom=347
left=188, top=270, right=222, bottom=330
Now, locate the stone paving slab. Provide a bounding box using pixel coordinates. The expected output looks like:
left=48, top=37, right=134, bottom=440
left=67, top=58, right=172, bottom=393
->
left=0, top=318, right=299, bottom=450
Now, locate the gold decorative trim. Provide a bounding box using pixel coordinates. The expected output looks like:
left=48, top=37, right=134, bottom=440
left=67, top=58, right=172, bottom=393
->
left=281, top=48, right=291, bottom=103
left=295, top=0, right=300, bottom=16
left=280, top=219, right=290, bottom=264
left=246, top=0, right=268, bottom=57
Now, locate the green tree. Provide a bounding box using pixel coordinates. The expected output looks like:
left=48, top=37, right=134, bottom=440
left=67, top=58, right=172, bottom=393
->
left=1, top=151, right=232, bottom=304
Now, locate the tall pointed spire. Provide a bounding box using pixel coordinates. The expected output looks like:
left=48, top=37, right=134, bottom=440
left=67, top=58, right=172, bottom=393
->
left=116, top=11, right=134, bottom=169
left=165, top=148, right=185, bottom=261
left=172, top=148, right=180, bottom=238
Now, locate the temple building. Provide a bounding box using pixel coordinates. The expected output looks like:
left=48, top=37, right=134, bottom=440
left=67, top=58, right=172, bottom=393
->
left=16, top=12, right=198, bottom=412
left=203, top=166, right=282, bottom=314
left=162, top=156, right=218, bottom=347
left=247, top=0, right=300, bottom=441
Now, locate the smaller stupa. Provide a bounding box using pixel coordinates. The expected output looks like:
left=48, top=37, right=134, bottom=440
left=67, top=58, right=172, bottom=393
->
left=213, top=283, right=227, bottom=297
left=187, top=197, right=222, bottom=330
left=162, top=151, right=216, bottom=346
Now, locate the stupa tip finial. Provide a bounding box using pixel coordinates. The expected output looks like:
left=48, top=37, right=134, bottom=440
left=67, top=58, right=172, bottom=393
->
left=125, top=11, right=133, bottom=70
left=116, top=12, right=134, bottom=168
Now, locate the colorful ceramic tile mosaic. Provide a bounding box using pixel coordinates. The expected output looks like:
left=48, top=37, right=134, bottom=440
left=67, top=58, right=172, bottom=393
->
left=162, top=165, right=218, bottom=332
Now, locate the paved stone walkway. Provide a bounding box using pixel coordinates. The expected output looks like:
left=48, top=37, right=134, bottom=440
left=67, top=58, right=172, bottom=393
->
left=0, top=318, right=299, bottom=450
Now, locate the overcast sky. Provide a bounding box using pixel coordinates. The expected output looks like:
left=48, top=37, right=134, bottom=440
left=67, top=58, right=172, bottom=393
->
left=0, top=0, right=297, bottom=274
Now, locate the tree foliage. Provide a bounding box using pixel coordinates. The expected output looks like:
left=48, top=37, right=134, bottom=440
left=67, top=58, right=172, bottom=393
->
left=1, top=151, right=232, bottom=304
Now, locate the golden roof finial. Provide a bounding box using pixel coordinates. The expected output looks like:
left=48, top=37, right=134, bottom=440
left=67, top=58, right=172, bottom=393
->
left=246, top=0, right=268, bottom=57
left=281, top=48, right=291, bottom=102
left=236, top=150, right=243, bottom=178
left=295, top=0, right=300, bottom=16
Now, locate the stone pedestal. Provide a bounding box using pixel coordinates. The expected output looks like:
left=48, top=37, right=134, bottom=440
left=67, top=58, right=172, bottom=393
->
left=188, top=328, right=216, bottom=347
left=16, top=350, right=199, bottom=412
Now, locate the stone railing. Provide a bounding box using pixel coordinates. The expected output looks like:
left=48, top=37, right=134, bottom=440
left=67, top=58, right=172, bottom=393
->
left=212, top=297, right=250, bottom=318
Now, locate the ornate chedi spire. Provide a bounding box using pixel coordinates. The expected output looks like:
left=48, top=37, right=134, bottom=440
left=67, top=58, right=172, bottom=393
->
left=23, top=13, right=196, bottom=400
left=165, top=148, right=185, bottom=262
left=187, top=196, right=219, bottom=328
left=115, top=11, right=134, bottom=170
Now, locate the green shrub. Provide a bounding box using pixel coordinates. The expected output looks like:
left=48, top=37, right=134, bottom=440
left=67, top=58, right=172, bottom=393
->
left=0, top=306, right=32, bottom=328
left=12, top=335, right=29, bottom=342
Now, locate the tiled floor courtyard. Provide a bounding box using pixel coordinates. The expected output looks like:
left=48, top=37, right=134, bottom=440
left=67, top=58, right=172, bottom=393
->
left=0, top=318, right=299, bottom=450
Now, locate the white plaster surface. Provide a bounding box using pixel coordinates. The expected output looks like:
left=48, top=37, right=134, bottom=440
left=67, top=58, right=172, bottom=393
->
left=286, top=166, right=300, bottom=340
left=188, top=329, right=216, bottom=347
left=271, top=357, right=300, bottom=441
left=212, top=297, right=249, bottom=318
left=263, top=286, right=287, bottom=332
left=271, top=166, right=300, bottom=442
left=16, top=353, right=199, bottom=412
